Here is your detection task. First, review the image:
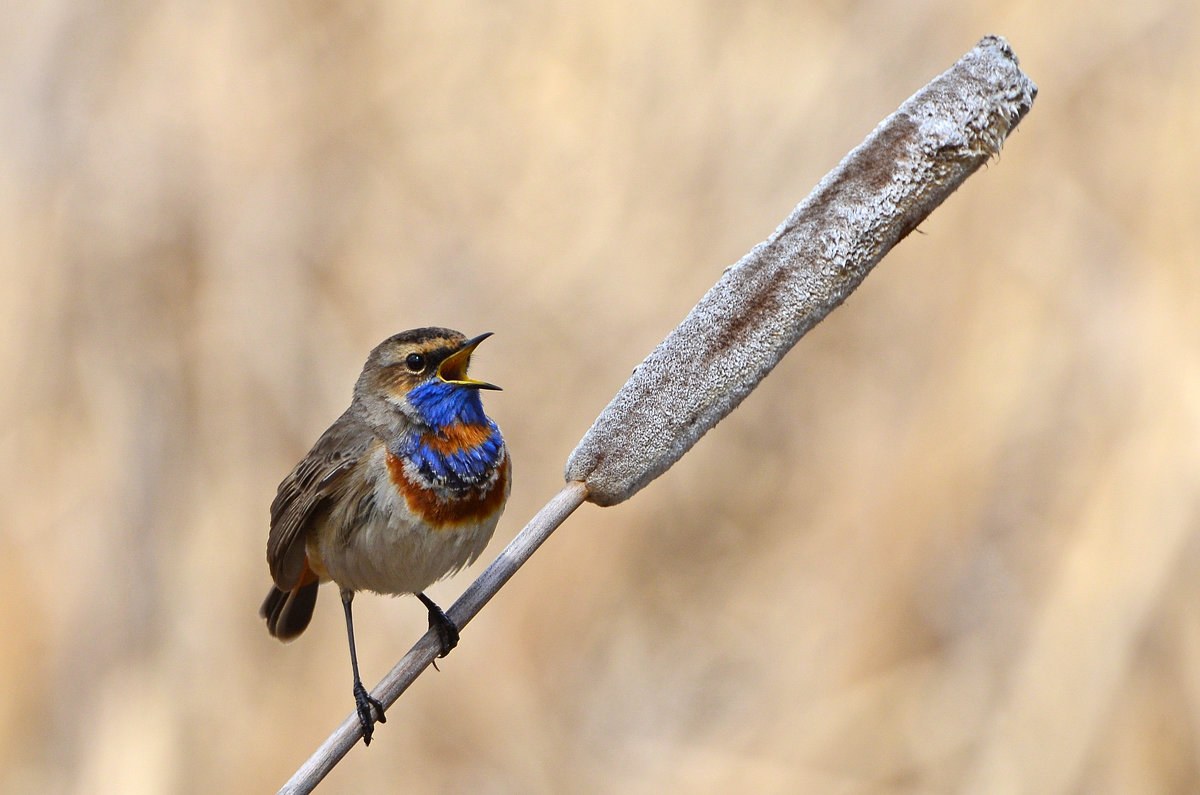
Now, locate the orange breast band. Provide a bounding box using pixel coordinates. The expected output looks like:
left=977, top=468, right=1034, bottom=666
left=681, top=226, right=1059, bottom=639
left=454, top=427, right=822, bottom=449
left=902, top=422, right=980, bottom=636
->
left=387, top=451, right=509, bottom=528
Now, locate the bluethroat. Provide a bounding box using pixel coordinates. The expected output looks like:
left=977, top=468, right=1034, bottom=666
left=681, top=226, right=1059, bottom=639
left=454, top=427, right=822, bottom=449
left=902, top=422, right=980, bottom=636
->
left=260, top=328, right=510, bottom=745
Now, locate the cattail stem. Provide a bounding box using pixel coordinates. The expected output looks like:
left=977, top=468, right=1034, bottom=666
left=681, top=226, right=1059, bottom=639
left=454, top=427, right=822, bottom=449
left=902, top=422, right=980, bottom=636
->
left=279, top=481, right=588, bottom=795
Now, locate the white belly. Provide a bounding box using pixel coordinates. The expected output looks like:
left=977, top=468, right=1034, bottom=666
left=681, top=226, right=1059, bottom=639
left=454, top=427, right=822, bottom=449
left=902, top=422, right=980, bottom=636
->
left=323, top=512, right=496, bottom=596
left=310, top=458, right=502, bottom=596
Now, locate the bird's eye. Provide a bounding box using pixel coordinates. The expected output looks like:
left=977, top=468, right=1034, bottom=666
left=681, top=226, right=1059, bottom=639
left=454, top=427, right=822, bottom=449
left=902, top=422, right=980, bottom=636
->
left=404, top=353, right=426, bottom=373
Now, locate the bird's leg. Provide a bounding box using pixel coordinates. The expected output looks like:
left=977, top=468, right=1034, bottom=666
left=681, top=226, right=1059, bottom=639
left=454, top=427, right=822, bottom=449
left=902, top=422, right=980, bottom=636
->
left=417, top=592, right=459, bottom=658
left=341, top=587, right=386, bottom=745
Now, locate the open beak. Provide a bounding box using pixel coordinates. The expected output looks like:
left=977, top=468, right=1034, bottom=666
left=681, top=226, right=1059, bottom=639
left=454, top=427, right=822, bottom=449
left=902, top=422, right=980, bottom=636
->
left=437, top=332, right=501, bottom=390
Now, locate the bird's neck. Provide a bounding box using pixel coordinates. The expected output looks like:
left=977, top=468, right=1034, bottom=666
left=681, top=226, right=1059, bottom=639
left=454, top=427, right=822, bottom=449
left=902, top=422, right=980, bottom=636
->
left=406, top=381, right=488, bottom=430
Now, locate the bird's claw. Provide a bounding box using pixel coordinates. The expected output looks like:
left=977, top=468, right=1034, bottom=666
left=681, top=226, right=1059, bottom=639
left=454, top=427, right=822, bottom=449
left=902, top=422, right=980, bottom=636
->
left=416, top=593, right=460, bottom=659
left=353, top=681, right=386, bottom=745
left=427, top=606, right=460, bottom=658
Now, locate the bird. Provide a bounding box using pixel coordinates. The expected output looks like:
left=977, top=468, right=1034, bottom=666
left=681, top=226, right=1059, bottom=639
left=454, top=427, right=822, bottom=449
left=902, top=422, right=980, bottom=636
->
left=260, top=328, right=510, bottom=745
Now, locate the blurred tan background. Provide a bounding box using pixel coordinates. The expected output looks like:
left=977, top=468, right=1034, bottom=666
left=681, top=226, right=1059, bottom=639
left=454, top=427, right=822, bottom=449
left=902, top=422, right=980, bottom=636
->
left=2, top=1, right=1199, bottom=793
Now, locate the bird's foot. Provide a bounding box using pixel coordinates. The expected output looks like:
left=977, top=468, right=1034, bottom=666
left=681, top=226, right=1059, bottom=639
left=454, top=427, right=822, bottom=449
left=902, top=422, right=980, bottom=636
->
left=428, top=604, right=459, bottom=658
left=353, top=681, right=386, bottom=746
left=417, top=593, right=459, bottom=658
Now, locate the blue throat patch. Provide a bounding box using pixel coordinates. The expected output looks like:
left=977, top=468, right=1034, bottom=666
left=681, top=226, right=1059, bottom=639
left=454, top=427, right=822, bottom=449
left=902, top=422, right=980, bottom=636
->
left=403, top=381, right=503, bottom=491
left=407, top=380, right=488, bottom=430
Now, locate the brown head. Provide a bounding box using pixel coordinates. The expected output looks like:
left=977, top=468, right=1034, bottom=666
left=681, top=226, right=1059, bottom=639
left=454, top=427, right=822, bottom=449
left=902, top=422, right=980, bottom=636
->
left=352, top=327, right=500, bottom=434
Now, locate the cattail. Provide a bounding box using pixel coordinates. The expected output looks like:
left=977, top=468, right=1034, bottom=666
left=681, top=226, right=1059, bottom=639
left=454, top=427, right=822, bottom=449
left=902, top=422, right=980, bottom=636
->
left=283, top=36, right=1036, bottom=793
left=567, top=35, right=1037, bottom=506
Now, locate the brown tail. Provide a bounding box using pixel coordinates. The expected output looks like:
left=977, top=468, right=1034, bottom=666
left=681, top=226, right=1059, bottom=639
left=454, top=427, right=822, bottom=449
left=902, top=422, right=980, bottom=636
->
left=260, top=567, right=319, bottom=641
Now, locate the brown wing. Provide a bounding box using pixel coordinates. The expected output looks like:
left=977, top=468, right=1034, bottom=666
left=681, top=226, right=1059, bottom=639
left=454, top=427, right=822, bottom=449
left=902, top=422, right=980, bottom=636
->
left=266, top=409, right=375, bottom=589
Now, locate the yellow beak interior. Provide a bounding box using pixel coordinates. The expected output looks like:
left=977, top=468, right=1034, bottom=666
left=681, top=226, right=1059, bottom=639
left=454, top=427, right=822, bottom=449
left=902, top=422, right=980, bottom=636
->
left=437, top=333, right=500, bottom=390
